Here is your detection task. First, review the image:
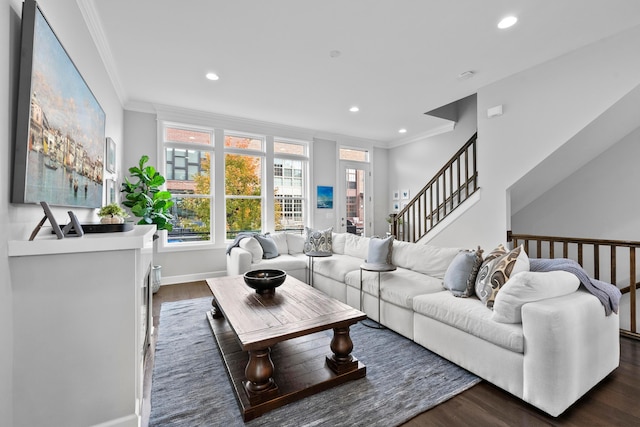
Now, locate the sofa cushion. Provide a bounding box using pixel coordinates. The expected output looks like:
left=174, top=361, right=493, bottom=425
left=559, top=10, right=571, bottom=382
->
left=475, top=245, right=529, bottom=309
left=312, top=254, right=363, bottom=283
left=239, top=237, right=263, bottom=262
left=344, top=233, right=370, bottom=259
left=286, top=233, right=305, bottom=254
left=254, top=234, right=279, bottom=259
left=492, top=271, right=580, bottom=324
left=248, top=254, right=306, bottom=272
left=413, top=291, right=524, bottom=353
left=304, top=227, right=333, bottom=255
left=443, top=247, right=484, bottom=297
left=346, top=267, right=444, bottom=309
left=391, top=240, right=460, bottom=279
left=365, top=235, right=394, bottom=266
left=332, top=232, right=347, bottom=254
left=269, top=233, right=289, bottom=255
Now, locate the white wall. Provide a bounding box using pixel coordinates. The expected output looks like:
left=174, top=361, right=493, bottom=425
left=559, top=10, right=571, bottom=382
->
left=3, top=0, right=124, bottom=424
left=512, top=126, right=640, bottom=241
left=427, top=25, right=640, bottom=251
left=311, top=137, right=337, bottom=230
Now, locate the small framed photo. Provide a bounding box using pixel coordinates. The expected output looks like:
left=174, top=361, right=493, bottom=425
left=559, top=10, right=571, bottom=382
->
left=392, top=190, right=400, bottom=200
left=105, top=179, right=117, bottom=205
left=393, top=202, right=400, bottom=211
left=106, top=137, right=116, bottom=173
left=401, top=189, right=410, bottom=200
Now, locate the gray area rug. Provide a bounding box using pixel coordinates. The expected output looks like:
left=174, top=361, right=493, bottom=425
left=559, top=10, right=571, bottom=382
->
left=150, top=297, right=481, bottom=426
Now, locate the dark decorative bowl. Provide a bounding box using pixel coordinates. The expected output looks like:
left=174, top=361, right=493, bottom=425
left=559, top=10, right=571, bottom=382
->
left=243, top=269, right=287, bottom=295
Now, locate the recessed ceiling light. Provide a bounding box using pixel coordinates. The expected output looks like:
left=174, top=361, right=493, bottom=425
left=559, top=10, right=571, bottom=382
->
left=205, top=72, right=219, bottom=81
left=457, top=70, right=475, bottom=81
left=498, top=16, right=518, bottom=29
left=349, top=106, right=360, bottom=112
left=398, top=128, right=407, bottom=134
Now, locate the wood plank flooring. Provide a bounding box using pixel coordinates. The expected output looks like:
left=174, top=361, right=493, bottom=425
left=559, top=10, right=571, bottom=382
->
left=143, top=281, right=640, bottom=427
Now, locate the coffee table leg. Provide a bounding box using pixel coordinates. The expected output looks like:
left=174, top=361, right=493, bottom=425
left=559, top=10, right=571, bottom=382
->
left=326, top=326, right=359, bottom=374
left=243, top=348, right=279, bottom=404
left=211, top=297, right=223, bottom=319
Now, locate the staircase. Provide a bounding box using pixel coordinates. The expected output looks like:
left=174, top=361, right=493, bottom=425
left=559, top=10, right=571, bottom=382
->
left=391, top=132, right=478, bottom=243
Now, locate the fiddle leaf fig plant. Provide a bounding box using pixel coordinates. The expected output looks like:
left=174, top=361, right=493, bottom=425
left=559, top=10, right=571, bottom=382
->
left=121, top=155, right=174, bottom=231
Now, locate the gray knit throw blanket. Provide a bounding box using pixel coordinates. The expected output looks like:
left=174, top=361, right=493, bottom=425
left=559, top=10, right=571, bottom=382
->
left=529, top=258, right=621, bottom=316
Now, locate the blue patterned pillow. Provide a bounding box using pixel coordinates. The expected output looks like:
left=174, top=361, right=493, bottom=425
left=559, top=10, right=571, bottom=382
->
left=304, top=227, right=333, bottom=255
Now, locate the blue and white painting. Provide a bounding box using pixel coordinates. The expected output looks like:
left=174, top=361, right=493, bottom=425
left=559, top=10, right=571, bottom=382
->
left=317, top=186, right=333, bottom=209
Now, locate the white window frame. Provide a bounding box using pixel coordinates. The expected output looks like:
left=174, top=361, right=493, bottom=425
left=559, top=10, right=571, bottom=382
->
left=157, top=120, right=216, bottom=252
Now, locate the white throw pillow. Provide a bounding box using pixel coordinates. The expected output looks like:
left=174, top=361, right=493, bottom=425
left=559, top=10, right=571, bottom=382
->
left=269, top=233, right=289, bottom=255
left=286, top=233, right=305, bottom=254
left=239, top=237, right=263, bottom=263
left=492, top=270, right=580, bottom=324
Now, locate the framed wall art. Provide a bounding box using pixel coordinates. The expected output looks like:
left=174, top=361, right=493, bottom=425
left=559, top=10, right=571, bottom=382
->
left=317, top=186, right=333, bottom=209
left=12, top=0, right=106, bottom=208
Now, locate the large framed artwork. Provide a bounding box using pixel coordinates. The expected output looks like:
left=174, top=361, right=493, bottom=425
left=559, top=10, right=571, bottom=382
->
left=12, top=0, right=106, bottom=208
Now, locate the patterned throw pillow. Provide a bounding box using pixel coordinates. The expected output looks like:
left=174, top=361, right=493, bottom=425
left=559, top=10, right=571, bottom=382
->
left=475, top=244, right=529, bottom=309
left=443, top=246, right=484, bottom=297
left=365, top=235, right=394, bottom=266
left=303, top=227, right=333, bottom=255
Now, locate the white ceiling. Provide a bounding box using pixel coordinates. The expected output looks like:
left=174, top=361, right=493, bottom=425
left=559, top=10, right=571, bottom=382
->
left=85, top=0, right=640, bottom=144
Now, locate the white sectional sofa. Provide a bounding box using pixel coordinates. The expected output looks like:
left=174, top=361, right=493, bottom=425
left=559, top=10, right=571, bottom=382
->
left=226, top=231, right=620, bottom=417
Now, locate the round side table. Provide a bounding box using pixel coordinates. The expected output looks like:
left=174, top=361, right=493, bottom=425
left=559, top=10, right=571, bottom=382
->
left=359, top=262, right=396, bottom=329
left=305, top=251, right=332, bottom=287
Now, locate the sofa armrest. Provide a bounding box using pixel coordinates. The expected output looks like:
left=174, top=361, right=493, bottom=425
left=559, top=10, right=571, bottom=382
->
left=226, top=247, right=252, bottom=276
left=521, top=288, right=619, bottom=416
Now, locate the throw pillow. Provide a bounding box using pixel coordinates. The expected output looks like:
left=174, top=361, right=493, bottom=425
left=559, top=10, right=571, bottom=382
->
left=254, top=234, right=279, bottom=259
left=365, top=235, right=394, bottom=266
left=491, top=270, right=580, bottom=323
left=475, top=244, right=529, bottom=309
left=443, top=246, right=484, bottom=297
left=239, top=237, right=263, bottom=263
left=304, top=227, right=333, bottom=255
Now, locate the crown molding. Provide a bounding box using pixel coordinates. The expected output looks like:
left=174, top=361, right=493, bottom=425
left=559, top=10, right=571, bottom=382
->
left=76, top=0, right=126, bottom=106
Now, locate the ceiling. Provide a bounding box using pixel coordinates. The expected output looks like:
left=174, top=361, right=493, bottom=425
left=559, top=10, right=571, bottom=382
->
left=85, top=0, right=640, bottom=145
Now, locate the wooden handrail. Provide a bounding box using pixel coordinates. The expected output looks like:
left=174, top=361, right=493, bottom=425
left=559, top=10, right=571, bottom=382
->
left=509, top=231, right=640, bottom=340
left=391, top=133, right=478, bottom=241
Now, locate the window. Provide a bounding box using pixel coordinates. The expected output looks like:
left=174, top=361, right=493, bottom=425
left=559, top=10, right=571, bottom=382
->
left=162, top=124, right=214, bottom=245
left=160, top=120, right=309, bottom=248
left=225, top=134, right=263, bottom=239
left=339, top=147, right=369, bottom=162
left=273, top=140, right=307, bottom=233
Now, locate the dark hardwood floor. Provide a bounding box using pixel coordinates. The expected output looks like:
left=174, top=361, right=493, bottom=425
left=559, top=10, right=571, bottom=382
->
left=143, top=282, right=640, bottom=427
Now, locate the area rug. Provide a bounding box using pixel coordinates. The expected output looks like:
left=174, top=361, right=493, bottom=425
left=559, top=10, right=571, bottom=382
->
left=149, top=297, right=481, bottom=426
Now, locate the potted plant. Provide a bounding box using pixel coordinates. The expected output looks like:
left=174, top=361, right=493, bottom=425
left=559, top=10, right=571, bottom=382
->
left=121, top=155, right=174, bottom=233
left=97, top=203, right=129, bottom=224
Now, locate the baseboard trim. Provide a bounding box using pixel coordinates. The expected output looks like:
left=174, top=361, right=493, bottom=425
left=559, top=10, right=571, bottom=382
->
left=159, top=270, right=226, bottom=286
left=90, top=414, right=139, bottom=427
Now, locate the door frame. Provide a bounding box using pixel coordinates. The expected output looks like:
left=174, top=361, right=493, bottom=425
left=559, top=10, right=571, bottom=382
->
left=336, top=160, right=371, bottom=236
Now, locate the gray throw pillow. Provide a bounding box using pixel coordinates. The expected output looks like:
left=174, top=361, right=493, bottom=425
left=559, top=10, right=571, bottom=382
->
left=443, top=247, right=483, bottom=297
left=366, top=235, right=394, bottom=265
left=304, top=227, right=333, bottom=255
left=254, top=234, right=279, bottom=259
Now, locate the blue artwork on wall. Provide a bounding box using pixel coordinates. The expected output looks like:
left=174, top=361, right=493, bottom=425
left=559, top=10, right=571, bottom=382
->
left=317, top=186, right=333, bottom=209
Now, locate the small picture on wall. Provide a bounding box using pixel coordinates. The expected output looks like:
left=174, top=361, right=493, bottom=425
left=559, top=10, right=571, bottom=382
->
left=106, top=179, right=116, bottom=205
left=401, top=189, right=410, bottom=200
left=392, top=190, right=400, bottom=200
left=106, top=137, right=116, bottom=173
left=317, top=185, right=333, bottom=209
left=393, top=202, right=400, bottom=211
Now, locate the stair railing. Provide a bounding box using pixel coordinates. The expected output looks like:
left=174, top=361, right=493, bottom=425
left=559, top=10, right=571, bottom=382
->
left=391, top=132, right=478, bottom=242
left=508, top=231, right=640, bottom=340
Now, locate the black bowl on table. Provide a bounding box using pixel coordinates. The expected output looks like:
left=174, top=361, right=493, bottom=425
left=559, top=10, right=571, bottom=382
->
left=243, top=269, right=287, bottom=295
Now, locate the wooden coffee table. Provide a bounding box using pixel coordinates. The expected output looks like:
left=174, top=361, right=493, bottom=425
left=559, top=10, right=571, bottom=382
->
left=206, top=274, right=367, bottom=421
